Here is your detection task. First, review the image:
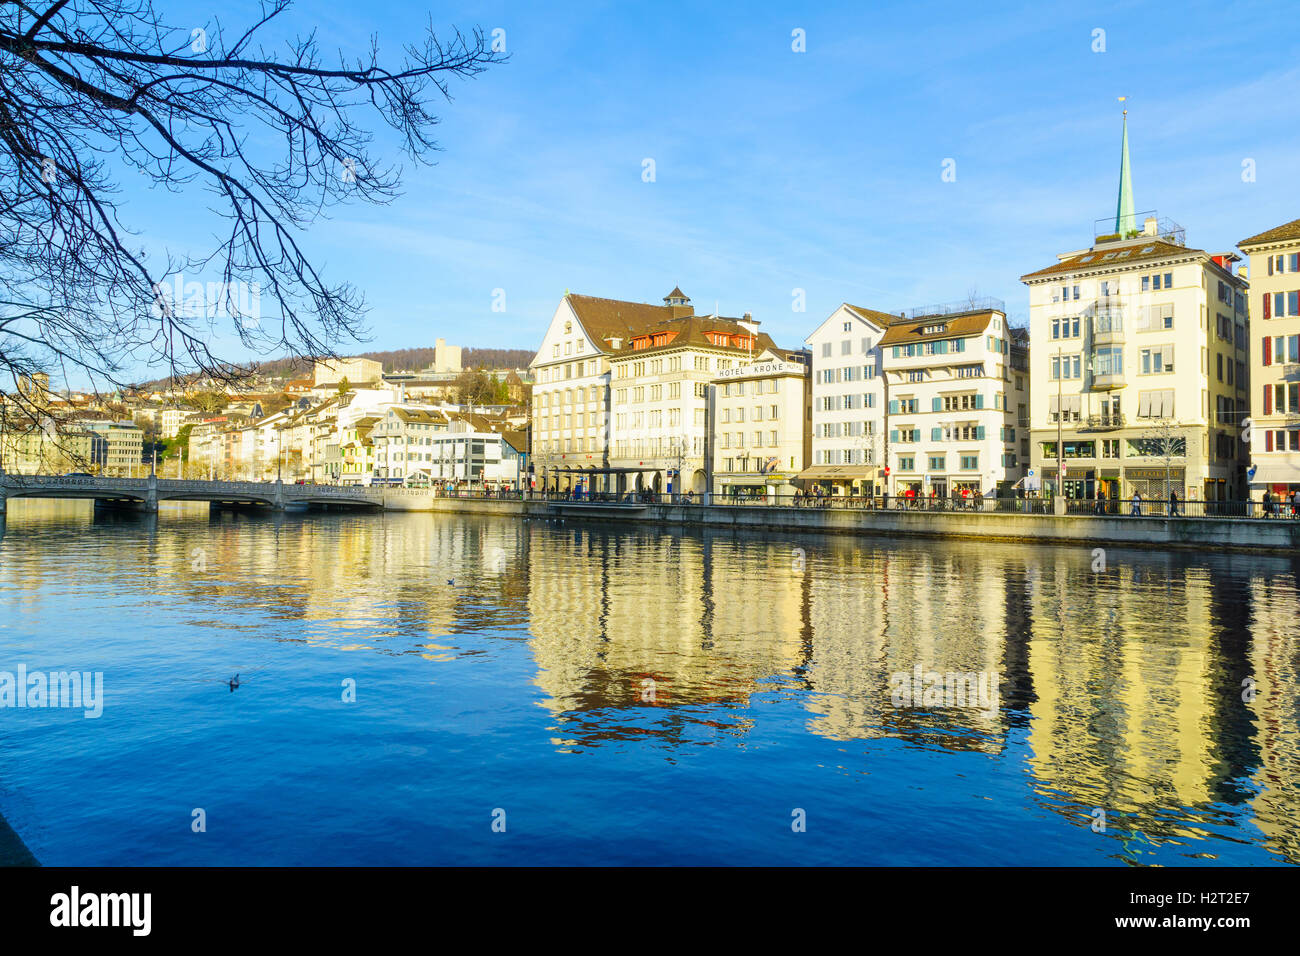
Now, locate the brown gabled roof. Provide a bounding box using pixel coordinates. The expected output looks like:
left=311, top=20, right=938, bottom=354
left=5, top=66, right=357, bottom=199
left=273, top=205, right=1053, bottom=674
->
left=388, top=407, right=448, bottom=426
left=1239, top=217, right=1300, bottom=248
left=844, top=304, right=900, bottom=328
left=565, top=293, right=685, bottom=347
left=665, top=286, right=687, bottom=300
left=501, top=430, right=527, bottom=453
left=1020, top=240, right=1198, bottom=281
left=610, top=314, right=779, bottom=358
left=877, top=310, right=999, bottom=347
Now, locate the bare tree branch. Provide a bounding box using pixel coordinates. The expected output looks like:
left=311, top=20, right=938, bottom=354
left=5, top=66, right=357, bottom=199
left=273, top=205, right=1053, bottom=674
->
left=0, top=0, right=503, bottom=404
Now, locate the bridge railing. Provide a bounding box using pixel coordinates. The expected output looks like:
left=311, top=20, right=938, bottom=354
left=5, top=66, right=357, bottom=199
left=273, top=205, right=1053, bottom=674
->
left=1, top=475, right=387, bottom=499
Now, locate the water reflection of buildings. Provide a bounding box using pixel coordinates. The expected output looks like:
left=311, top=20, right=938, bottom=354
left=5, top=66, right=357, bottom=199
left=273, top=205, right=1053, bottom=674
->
left=1246, top=569, right=1300, bottom=863
left=5, top=500, right=1300, bottom=862
left=525, top=526, right=1012, bottom=752
left=0, top=500, right=531, bottom=656
left=800, top=540, right=1011, bottom=749
left=1024, top=555, right=1300, bottom=863
left=525, top=527, right=808, bottom=728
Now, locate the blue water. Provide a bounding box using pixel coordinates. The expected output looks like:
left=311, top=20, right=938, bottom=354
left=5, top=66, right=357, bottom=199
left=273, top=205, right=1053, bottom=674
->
left=0, top=499, right=1296, bottom=865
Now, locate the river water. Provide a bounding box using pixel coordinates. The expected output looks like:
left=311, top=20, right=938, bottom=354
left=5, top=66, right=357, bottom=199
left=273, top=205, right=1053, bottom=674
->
left=0, top=498, right=1296, bottom=865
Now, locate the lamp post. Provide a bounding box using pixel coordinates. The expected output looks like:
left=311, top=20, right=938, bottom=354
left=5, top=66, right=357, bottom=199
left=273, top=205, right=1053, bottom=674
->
left=1055, top=346, right=1065, bottom=513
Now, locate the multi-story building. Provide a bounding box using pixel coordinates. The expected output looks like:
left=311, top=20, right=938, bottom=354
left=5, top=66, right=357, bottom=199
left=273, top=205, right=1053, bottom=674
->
left=338, top=415, right=379, bottom=485
left=159, top=407, right=188, bottom=439
left=75, top=420, right=144, bottom=476
left=312, top=356, right=383, bottom=388
left=1022, top=230, right=1249, bottom=505
left=0, top=422, right=99, bottom=474
left=878, top=305, right=1028, bottom=499
left=529, top=287, right=793, bottom=497
left=529, top=291, right=670, bottom=495
left=802, top=303, right=892, bottom=496
left=1238, top=217, right=1300, bottom=500
left=709, top=349, right=811, bottom=498
left=608, top=304, right=790, bottom=498
left=423, top=419, right=524, bottom=490
left=371, top=407, right=448, bottom=483
left=1019, top=114, right=1249, bottom=506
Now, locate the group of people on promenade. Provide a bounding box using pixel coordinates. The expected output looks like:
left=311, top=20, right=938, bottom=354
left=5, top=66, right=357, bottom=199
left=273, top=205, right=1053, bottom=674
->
left=1261, top=489, right=1300, bottom=518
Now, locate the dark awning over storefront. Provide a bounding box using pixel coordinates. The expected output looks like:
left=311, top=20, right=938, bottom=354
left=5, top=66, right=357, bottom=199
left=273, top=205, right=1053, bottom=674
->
left=795, top=465, right=876, bottom=481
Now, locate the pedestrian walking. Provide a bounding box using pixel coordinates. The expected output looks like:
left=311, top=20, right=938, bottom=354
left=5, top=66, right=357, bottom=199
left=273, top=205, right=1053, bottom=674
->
left=1130, top=491, right=1141, bottom=516
left=1169, top=489, right=1179, bottom=517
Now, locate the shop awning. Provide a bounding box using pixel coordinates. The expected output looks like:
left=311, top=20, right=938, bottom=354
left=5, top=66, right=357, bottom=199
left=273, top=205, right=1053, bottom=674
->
left=1249, top=460, right=1300, bottom=486
left=795, top=465, right=877, bottom=480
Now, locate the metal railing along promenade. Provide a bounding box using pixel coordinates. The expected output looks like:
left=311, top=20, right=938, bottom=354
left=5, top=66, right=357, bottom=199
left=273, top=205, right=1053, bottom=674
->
left=525, top=490, right=1279, bottom=520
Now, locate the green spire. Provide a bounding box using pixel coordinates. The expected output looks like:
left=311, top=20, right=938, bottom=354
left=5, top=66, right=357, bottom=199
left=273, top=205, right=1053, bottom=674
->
left=1115, top=106, right=1136, bottom=236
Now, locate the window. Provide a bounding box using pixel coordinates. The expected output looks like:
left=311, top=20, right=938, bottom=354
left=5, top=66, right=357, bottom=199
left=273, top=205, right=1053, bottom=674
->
left=1128, top=436, right=1186, bottom=457
left=928, top=455, right=946, bottom=471
left=821, top=343, right=832, bottom=358
left=1048, top=395, right=1081, bottom=422
left=898, top=457, right=915, bottom=471
left=1136, top=390, right=1176, bottom=418
left=959, top=454, right=979, bottom=470
left=1050, top=354, right=1082, bottom=380
left=1140, top=347, right=1173, bottom=374
left=1094, top=347, right=1123, bottom=378
left=1050, top=317, right=1081, bottom=339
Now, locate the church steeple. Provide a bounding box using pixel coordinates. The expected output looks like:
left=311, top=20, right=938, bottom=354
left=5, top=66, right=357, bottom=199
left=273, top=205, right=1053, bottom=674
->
left=1115, top=99, right=1136, bottom=237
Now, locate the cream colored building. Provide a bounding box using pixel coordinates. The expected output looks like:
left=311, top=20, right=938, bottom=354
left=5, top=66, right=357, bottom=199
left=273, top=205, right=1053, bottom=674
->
left=529, top=287, right=797, bottom=497
left=801, top=303, right=892, bottom=495
left=312, top=356, right=383, bottom=387
left=709, top=351, right=811, bottom=498
left=1021, top=222, right=1249, bottom=505
left=1238, top=217, right=1300, bottom=499
left=879, top=306, right=1028, bottom=499
left=608, top=297, right=794, bottom=497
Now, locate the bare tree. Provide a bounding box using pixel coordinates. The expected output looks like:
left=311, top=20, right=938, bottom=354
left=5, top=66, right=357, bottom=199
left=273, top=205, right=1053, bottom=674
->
left=1140, top=417, right=1185, bottom=513
left=0, top=0, right=502, bottom=412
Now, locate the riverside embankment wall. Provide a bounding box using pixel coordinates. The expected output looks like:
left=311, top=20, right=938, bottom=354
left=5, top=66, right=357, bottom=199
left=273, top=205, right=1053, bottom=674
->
left=415, top=497, right=1300, bottom=554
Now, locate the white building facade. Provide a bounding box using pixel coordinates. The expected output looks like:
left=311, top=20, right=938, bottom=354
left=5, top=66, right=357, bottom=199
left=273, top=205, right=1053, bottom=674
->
left=878, top=307, right=1028, bottom=500
left=709, top=352, right=811, bottom=498
left=802, top=304, right=891, bottom=495
left=1238, top=217, right=1300, bottom=500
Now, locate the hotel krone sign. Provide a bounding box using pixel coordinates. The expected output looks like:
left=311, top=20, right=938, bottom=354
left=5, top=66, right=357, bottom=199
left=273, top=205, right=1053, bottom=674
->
left=716, top=360, right=807, bottom=380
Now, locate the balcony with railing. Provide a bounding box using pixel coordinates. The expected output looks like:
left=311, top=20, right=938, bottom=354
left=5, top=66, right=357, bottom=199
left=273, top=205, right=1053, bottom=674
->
left=1092, top=210, right=1186, bottom=246
left=1081, top=413, right=1126, bottom=431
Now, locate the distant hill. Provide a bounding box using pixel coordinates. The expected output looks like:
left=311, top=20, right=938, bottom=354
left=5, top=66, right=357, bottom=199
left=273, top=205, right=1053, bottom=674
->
left=255, top=346, right=534, bottom=379
left=138, top=346, right=535, bottom=388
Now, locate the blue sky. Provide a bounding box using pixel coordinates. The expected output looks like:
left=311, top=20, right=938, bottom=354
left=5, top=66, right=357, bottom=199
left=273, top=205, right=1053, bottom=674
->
left=121, top=0, right=1300, bottom=375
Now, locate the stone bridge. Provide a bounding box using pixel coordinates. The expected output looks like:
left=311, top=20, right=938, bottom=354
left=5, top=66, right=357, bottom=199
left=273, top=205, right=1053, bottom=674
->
left=0, top=474, right=386, bottom=513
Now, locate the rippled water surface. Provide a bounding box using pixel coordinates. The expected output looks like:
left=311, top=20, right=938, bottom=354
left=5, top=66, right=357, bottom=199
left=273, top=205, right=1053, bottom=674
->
left=1, top=499, right=1297, bottom=865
